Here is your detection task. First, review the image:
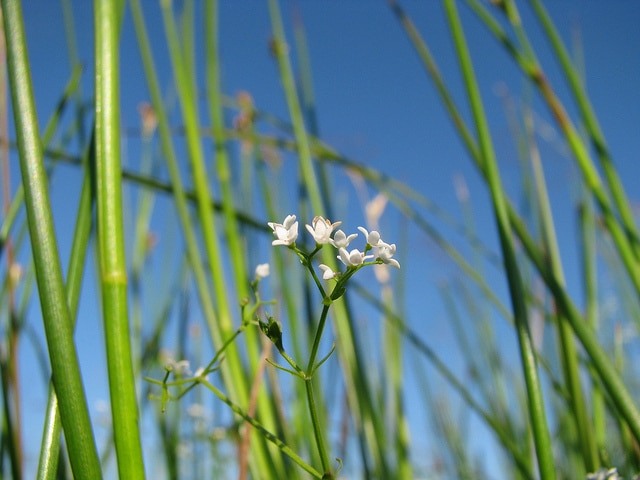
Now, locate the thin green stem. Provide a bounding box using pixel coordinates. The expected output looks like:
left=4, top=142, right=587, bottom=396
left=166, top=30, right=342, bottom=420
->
left=304, top=379, right=331, bottom=476
left=526, top=106, right=597, bottom=472
left=393, top=0, right=640, bottom=451
left=529, top=0, right=640, bottom=261
left=198, top=378, right=323, bottom=479
left=467, top=0, right=640, bottom=297
left=306, top=304, right=331, bottom=376
left=443, top=1, right=555, bottom=478
left=579, top=196, right=607, bottom=460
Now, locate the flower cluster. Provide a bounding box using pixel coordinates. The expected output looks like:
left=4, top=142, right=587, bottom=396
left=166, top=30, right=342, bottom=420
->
left=267, top=214, right=400, bottom=279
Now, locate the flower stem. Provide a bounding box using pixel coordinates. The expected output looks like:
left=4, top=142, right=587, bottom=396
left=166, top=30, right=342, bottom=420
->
left=305, top=378, right=332, bottom=477
left=307, top=305, right=331, bottom=375
left=304, top=304, right=333, bottom=476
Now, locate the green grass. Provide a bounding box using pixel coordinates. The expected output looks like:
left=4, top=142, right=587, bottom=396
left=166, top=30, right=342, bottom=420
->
left=0, top=1, right=639, bottom=479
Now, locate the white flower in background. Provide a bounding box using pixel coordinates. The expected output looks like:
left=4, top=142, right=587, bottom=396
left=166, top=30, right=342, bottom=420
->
left=586, top=468, right=622, bottom=480
left=357, top=226, right=381, bottom=247
left=268, top=214, right=298, bottom=246
left=365, top=193, right=388, bottom=225
left=318, top=264, right=337, bottom=280
left=337, top=247, right=373, bottom=267
left=377, top=242, right=400, bottom=269
left=330, top=229, right=358, bottom=249
left=166, top=359, right=192, bottom=376
left=187, top=403, right=208, bottom=419
left=306, top=216, right=342, bottom=244
left=255, top=263, right=270, bottom=278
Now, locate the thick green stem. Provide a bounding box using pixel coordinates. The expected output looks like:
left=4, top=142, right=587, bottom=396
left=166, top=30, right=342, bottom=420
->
left=3, top=0, right=101, bottom=477
left=94, top=0, right=145, bottom=477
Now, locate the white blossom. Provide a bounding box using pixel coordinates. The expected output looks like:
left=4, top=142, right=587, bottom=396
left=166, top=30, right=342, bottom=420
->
left=166, top=359, right=192, bottom=376
left=377, top=242, right=400, bottom=269
left=337, top=247, right=374, bottom=267
left=268, top=215, right=298, bottom=246
left=318, top=264, right=337, bottom=280
left=306, top=216, right=342, bottom=244
left=330, top=229, right=358, bottom=249
left=586, top=468, right=622, bottom=480
left=357, top=226, right=382, bottom=246
left=255, top=263, right=270, bottom=278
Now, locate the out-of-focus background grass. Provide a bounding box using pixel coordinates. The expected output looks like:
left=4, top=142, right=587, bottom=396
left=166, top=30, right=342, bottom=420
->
left=1, top=1, right=640, bottom=478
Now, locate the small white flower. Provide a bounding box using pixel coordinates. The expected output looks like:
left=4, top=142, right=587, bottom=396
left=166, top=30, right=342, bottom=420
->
left=166, top=359, right=192, bottom=376
left=268, top=215, right=298, bottom=246
left=306, top=216, right=342, bottom=244
left=255, top=263, right=270, bottom=278
left=330, top=229, right=358, bottom=249
left=357, top=226, right=382, bottom=246
left=318, top=264, right=337, bottom=280
left=337, top=247, right=374, bottom=267
left=377, top=242, right=400, bottom=269
left=187, top=403, right=207, bottom=419
left=587, top=468, right=622, bottom=480
left=194, top=366, right=210, bottom=382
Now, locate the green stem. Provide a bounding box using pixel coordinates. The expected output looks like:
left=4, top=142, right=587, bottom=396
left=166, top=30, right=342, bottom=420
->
left=94, top=0, right=145, bottom=477
left=443, top=1, right=555, bottom=478
left=526, top=107, right=597, bottom=472
left=529, top=0, right=640, bottom=261
left=304, top=379, right=331, bottom=476
left=3, top=0, right=102, bottom=477
left=306, top=304, right=331, bottom=375
left=199, top=379, right=323, bottom=479
left=37, top=140, right=94, bottom=480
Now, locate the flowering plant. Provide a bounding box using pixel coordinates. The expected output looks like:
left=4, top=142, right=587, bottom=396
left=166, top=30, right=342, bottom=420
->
left=261, top=214, right=400, bottom=477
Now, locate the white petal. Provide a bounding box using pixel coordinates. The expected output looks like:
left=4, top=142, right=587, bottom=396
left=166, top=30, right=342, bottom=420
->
left=283, top=214, right=297, bottom=228
left=318, top=264, right=336, bottom=279
left=337, top=247, right=352, bottom=266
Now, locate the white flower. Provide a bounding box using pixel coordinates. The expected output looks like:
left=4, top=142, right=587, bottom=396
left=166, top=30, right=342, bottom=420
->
left=255, top=263, right=270, bottom=278
left=268, top=215, right=298, bottom=246
left=587, top=468, right=622, bottom=480
left=357, top=226, right=381, bottom=246
left=337, top=247, right=374, bottom=267
left=330, top=229, right=358, bottom=249
left=194, top=366, right=210, bottom=382
left=166, top=359, right=192, bottom=376
left=306, top=216, right=342, bottom=244
left=318, top=264, right=337, bottom=280
left=377, top=242, right=400, bottom=269
left=187, top=403, right=208, bottom=419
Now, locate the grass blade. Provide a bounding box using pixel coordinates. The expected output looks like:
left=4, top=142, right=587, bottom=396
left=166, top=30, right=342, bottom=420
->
left=94, top=0, right=145, bottom=476
left=3, top=0, right=102, bottom=476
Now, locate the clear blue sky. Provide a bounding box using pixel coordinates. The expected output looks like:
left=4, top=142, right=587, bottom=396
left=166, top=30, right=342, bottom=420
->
left=8, top=1, right=640, bottom=477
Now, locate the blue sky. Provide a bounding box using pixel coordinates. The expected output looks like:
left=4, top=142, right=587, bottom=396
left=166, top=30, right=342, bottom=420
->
left=7, top=1, right=640, bottom=477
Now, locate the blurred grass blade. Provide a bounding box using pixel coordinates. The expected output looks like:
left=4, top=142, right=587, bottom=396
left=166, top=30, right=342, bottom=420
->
left=394, top=0, right=640, bottom=452
left=465, top=0, right=640, bottom=296
left=529, top=0, right=640, bottom=260
left=204, top=1, right=287, bottom=477
left=2, top=0, right=102, bottom=477
left=0, top=63, right=83, bottom=259
left=579, top=192, right=607, bottom=461
left=525, top=106, right=598, bottom=472
left=94, top=0, right=145, bottom=476
left=442, top=0, right=556, bottom=478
